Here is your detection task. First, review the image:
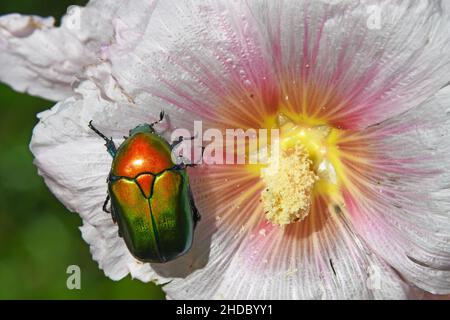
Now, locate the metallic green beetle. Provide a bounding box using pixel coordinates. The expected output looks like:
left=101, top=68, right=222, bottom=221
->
left=89, top=112, right=200, bottom=263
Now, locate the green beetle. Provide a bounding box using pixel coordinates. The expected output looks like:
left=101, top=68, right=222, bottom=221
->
left=89, top=112, right=200, bottom=263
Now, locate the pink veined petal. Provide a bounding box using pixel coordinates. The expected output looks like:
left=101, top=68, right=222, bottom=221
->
left=106, top=0, right=450, bottom=131
left=421, top=292, right=450, bottom=300
left=252, top=0, right=450, bottom=129
left=149, top=164, right=264, bottom=287
left=107, top=0, right=280, bottom=130
left=342, top=86, right=450, bottom=294
left=165, top=193, right=413, bottom=299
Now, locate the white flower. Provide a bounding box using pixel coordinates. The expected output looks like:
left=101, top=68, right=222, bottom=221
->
left=2, top=0, right=450, bottom=299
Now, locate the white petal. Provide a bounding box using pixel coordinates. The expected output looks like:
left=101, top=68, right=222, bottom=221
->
left=164, top=199, right=413, bottom=300
left=0, top=0, right=156, bottom=101
left=345, top=86, right=450, bottom=294
left=30, top=78, right=174, bottom=283
left=107, top=0, right=280, bottom=129
left=106, top=0, right=450, bottom=129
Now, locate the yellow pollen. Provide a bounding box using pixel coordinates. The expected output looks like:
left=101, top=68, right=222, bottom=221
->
left=261, top=143, right=318, bottom=226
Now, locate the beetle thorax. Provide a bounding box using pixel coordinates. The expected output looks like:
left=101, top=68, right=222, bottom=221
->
left=112, top=133, right=174, bottom=178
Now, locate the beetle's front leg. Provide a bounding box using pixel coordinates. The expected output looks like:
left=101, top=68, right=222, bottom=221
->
left=104, top=139, right=117, bottom=158
left=89, top=121, right=117, bottom=157
left=184, top=146, right=206, bottom=168
left=170, top=135, right=196, bottom=150
left=172, top=135, right=205, bottom=169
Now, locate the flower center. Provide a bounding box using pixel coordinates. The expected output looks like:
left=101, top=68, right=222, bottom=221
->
left=261, top=143, right=317, bottom=226
left=261, top=113, right=339, bottom=226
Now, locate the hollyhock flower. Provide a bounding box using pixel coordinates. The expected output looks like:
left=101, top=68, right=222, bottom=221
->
left=2, top=0, right=450, bottom=299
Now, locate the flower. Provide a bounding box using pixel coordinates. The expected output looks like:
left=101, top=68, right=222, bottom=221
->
left=2, top=0, right=450, bottom=299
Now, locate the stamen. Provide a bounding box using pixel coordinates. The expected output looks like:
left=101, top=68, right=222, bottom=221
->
left=261, top=143, right=318, bottom=226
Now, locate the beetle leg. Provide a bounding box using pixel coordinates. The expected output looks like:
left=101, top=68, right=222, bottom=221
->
left=102, top=194, right=111, bottom=214
left=170, top=145, right=206, bottom=170
left=183, top=146, right=206, bottom=168
left=170, top=135, right=196, bottom=150
left=149, top=110, right=165, bottom=130
left=106, top=195, right=120, bottom=226
left=188, top=186, right=201, bottom=228
left=114, top=208, right=123, bottom=238
left=171, top=136, right=183, bottom=150
left=89, top=121, right=117, bottom=157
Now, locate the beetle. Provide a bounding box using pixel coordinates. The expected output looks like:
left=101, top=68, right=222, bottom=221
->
left=89, top=112, right=201, bottom=263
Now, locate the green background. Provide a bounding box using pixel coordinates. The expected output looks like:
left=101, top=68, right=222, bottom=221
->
left=0, top=1, right=165, bottom=299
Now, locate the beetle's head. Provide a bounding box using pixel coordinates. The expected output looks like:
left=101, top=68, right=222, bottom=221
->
left=129, top=124, right=155, bottom=136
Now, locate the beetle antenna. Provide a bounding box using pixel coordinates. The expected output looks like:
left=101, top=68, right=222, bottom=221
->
left=186, top=146, right=205, bottom=168
left=149, top=111, right=165, bottom=129
left=89, top=121, right=117, bottom=157
left=89, top=121, right=109, bottom=141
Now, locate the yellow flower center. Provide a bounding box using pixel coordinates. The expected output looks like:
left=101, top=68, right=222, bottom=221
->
left=261, top=143, right=317, bottom=225
left=260, top=113, right=341, bottom=226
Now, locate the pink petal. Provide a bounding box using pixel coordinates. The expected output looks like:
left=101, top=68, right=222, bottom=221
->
left=342, top=87, right=450, bottom=294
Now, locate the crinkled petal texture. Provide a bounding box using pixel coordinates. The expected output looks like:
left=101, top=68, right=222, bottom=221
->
left=0, top=0, right=156, bottom=101
left=28, top=0, right=450, bottom=299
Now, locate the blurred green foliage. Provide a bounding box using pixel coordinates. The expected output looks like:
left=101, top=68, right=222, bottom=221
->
left=0, top=1, right=165, bottom=299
